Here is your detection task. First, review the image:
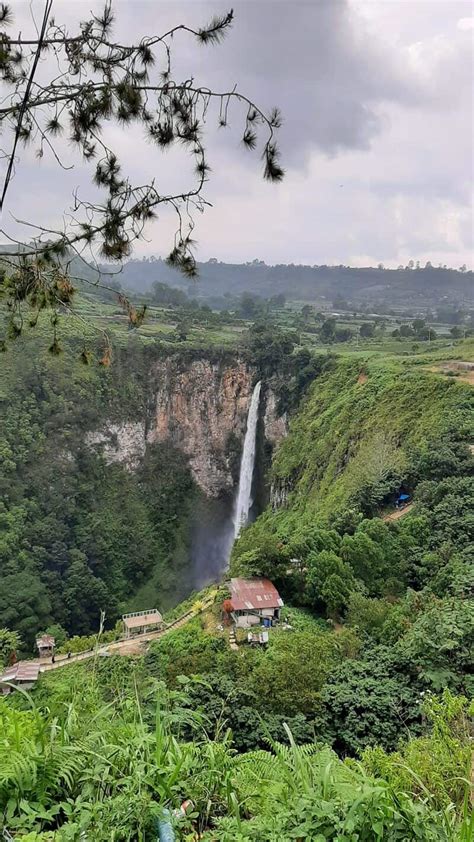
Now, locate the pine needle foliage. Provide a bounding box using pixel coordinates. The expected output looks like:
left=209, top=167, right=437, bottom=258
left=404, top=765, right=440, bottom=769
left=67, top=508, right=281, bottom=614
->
left=0, top=2, right=283, bottom=352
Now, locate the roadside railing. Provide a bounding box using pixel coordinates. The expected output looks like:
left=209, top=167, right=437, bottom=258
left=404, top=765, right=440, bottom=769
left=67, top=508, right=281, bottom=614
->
left=39, top=607, right=201, bottom=672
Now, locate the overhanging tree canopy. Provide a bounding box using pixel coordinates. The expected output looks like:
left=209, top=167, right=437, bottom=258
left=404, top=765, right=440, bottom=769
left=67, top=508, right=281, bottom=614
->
left=0, top=1, right=283, bottom=343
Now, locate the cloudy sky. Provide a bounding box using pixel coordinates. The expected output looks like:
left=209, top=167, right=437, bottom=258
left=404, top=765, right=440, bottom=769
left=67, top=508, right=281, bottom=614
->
left=4, top=0, right=474, bottom=267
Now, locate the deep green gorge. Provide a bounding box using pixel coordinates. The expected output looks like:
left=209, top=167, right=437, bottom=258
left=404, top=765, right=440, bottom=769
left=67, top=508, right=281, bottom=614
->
left=0, top=337, right=232, bottom=646
left=0, top=326, right=473, bottom=840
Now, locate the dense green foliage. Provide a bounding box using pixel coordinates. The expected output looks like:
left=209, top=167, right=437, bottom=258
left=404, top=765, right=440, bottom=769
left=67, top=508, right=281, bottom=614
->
left=228, top=355, right=473, bottom=769
left=267, top=356, right=473, bottom=517
left=1, top=317, right=472, bottom=839
left=0, top=337, right=203, bottom=648
left=0, top=628, right=21, bottom=667
left=0, top=655, right=471, bottom=840
left=144, top=613, right=359, bottom=750
left=230, top=498, right=473, bottom=750
left=0, top=312, right=330, bottom=652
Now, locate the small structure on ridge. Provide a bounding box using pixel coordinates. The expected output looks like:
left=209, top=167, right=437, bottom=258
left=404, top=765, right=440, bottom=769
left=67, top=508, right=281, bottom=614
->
left=36, top=634, right=55, bottom=658
left=229, top=577, right=284, bottom=629
left=122, top=609, right=163, bottom=638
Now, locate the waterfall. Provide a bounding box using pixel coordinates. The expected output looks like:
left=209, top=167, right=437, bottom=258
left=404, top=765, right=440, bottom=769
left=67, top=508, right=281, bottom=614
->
left=232, top=381, right=262, bottom=539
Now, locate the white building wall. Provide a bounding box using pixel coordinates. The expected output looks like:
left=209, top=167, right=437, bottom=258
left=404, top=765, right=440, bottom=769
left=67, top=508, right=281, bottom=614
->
left=233, top=607, right=280, bottom=629
left=234, top=612, right=261, bottom=629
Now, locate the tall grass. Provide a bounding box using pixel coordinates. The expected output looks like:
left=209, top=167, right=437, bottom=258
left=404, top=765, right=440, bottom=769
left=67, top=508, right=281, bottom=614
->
left=0, top=674, right=470, bottom=841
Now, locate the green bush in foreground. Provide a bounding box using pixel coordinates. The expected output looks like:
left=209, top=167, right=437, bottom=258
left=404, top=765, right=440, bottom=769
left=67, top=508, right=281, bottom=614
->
left=0, top=670, right=471, bottom=841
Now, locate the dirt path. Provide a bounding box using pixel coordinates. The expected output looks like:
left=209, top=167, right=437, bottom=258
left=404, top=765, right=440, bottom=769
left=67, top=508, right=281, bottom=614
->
left=40, top=600, right=214, bottom=673
left=383, top=503, right=414, bottom=522
left=426, top=361, right=474, bottom=386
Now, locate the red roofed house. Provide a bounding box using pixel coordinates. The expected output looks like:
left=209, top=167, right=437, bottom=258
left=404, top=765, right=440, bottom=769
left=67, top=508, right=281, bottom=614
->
left=229, top=577, right=284, bottom=629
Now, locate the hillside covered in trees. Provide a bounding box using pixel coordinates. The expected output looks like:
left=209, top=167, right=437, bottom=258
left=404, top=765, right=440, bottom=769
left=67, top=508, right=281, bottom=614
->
left=0, top=324, right=472, bottom=839
left=101, top=257, right=473, bottom=309
left=0, top=336, right=205, bottom=647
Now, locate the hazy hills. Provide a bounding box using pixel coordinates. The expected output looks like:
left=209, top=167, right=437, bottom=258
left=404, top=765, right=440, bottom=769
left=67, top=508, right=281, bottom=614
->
left=99, top=257, right=473, bottom=308
left=1, top=244, right=471, bottom=310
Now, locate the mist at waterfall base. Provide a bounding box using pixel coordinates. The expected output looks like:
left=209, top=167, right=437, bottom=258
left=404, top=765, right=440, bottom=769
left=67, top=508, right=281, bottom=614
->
left=189, top=496, right=235, bottom=590
left=191, top=382, right=262, bottom=590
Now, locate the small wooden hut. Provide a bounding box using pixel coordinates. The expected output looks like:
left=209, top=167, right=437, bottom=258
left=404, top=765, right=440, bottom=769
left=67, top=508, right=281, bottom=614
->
left=36, top=634, right=55, bottom=658
left=122, top=609, right=163, bottom=638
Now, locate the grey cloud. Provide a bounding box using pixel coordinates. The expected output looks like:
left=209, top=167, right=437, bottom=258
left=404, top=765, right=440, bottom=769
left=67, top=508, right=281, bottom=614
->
left=215, top=0, right=417, bottom=157
left=2, top=0, right=473, bottom=269
left=119, top=0, right=423, bottom=160
left=113, top=0, right=470, bottom=166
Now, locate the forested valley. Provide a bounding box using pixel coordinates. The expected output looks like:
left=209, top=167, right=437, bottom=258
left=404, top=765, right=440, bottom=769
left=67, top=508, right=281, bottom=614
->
left=0, top=0, right=472, bottom=838
left=1, top=314, right=473, bottom=840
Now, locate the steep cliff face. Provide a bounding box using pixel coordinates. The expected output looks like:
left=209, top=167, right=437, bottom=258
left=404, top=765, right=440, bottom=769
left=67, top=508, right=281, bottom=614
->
left=86, top=422, right=146, bottom=470
left=147, top=357, right=254, bottom=497
left=86, top=354, right=286, bottom=498
left=263, top=387, right=287, bottom=447
left=270, top=478, right=291, bottom=511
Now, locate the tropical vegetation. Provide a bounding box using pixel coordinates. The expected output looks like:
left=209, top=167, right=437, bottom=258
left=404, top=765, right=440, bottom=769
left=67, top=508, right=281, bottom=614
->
left=0, top=299, right=472, bottom=837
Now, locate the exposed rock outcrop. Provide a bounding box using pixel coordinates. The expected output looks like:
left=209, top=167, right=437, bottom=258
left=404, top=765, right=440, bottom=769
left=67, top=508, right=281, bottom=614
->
left=86, top=422, right=146, bottom=470
left=85, top=354, right=287, bottom=497
left=263, top=388, right=287, bottom=446
left=270, top=478, right=291, bottom=510
left=146, top=357, right=253, bottom=497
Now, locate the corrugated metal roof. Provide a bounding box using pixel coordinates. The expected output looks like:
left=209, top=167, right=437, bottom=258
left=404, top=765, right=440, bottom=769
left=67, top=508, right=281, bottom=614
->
left=16, top=662, right=40, bottom=681
left=0, top=661, right=40, bottom=684
left=230, top=578, right=283, bottom=611
left=0, top=666, right=18, bottom=683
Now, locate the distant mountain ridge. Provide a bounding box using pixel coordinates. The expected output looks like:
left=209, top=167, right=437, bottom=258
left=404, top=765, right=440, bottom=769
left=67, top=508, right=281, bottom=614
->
left=1, top=244, right=471, bottom=307
left=99, top=257, right=473, bottom=306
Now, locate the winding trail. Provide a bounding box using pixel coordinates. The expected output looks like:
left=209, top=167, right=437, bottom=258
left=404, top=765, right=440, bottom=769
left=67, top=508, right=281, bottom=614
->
left=39, top=598, right=215, bottom=674
left=382, top=503, right=414, bottom=522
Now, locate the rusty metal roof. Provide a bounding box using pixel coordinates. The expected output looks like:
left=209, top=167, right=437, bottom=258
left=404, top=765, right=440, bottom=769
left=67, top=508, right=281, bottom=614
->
left=0, top=661, right=40, bottom=684
left=230, top=578, right=283, bottom=611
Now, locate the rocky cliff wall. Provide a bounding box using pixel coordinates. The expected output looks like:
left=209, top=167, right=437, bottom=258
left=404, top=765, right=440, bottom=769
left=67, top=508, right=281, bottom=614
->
left=147, top=357, right=253, bottom=496
left=86, top=422, right=146, bottom=470
left=86, top=354, right=286, bottom=498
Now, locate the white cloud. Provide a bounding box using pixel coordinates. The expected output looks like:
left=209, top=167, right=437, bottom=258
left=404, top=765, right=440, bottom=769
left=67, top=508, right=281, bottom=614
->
left=457, top=17, right=474, bottom=30
left=2, top=0, right=473, bottom=269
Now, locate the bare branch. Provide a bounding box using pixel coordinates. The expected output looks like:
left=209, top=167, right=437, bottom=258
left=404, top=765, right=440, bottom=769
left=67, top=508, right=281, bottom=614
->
left=0, top=0, right=53, bottom=210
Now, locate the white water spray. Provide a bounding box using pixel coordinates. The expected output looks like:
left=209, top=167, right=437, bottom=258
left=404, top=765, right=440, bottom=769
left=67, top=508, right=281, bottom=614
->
left=233, top=381, right=262, bottom=539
